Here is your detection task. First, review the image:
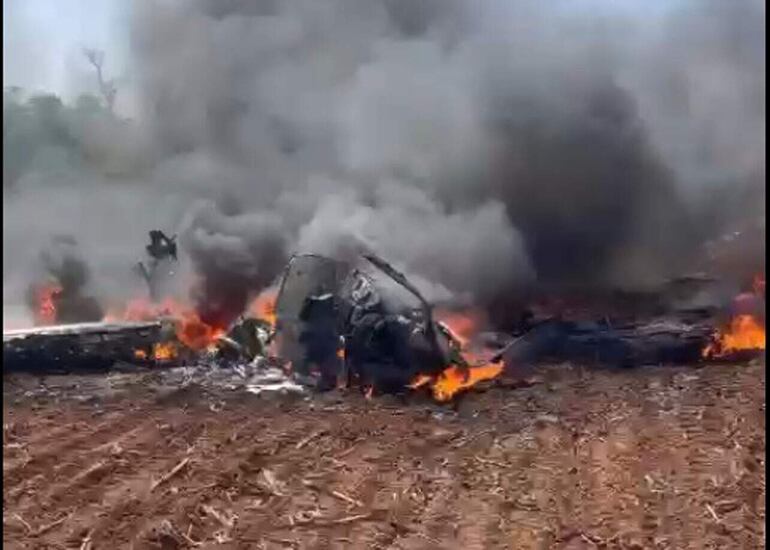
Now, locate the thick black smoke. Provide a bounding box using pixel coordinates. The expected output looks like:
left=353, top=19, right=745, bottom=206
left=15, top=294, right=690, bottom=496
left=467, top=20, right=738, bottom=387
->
left=181, top=201, right=289, bottom=326
left=3, top=0, right=765, bottom=329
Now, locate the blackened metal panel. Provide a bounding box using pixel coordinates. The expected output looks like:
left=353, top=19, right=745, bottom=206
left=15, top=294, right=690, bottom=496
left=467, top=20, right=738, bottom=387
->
left=273, top=255, right=348, bottom=366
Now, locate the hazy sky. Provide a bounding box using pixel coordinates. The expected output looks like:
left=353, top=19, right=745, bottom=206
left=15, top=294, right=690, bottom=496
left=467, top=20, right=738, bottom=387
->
left=3, top=0, right=679, bottom=101
left=3, top=0, right=129, bottom=100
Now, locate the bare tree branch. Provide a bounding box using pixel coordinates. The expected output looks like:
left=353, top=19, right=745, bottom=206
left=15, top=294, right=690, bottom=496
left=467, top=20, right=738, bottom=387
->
left=82, top=48, right=117, bottom=114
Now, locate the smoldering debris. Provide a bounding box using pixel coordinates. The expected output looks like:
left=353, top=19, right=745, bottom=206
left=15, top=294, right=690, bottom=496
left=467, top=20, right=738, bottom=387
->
left=3, top=320, right=168, bottom=373
left=2, top=252, right=765, bottom=403
left=136, top=229, right=179, bottom=301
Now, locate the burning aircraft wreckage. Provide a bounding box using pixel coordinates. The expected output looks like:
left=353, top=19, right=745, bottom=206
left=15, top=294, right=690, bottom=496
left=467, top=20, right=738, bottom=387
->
left=4, top=231, right=766, bottom=403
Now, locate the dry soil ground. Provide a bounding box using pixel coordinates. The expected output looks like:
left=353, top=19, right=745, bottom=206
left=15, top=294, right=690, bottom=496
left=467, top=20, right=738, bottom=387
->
left=3, top=361, right=765, bottom=549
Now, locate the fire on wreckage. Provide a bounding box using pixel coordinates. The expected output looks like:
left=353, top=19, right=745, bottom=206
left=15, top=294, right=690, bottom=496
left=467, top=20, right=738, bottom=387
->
left=4, top=253, right=507, bottom=401
left=5, top=251, right=766, bottom=402
left=264, top=253, right=765, bottom=398
left=272, top=253, right=505, bottom=400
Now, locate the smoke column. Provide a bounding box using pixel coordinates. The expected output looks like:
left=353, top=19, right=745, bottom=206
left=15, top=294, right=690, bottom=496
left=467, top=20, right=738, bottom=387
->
left=3, top=0, right=765, bottom=328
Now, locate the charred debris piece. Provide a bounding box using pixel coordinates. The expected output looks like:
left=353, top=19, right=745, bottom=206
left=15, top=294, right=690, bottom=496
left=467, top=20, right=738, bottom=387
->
left=212, top=317, right=274, bottom=363
left=272, top=253, right=463, bottom=394
left=2, top=315, right=273, bottom=375
left=136, top=230, right=178, bottom=302
left=502, top=318, right=717, bottom=369
left=3, top=321, right=170, bottom=373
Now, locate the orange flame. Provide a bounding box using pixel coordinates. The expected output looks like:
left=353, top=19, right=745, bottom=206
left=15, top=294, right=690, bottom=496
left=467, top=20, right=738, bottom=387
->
left=105, top=297, right=224, bottom=351
left=703, top=314, right=765, bottom=358
left=133, top=342, right=178, bottom=362
left=152, top=341, right=178, bottom=361
left=703, top=273, right=766, bottom=359
left=248, top=288, right=278, bottom=326
left=431, top=363, right=504, bottom=402
left=174, top=311, right=224, bottom=351
left=434, top=308, right=486, bottom=347
left=34, top=283, right=62, bottom=326
left=411, top=308, right=504, bottom=401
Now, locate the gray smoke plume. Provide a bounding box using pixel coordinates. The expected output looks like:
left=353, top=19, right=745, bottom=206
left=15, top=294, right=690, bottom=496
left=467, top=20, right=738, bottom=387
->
left=3, top=0, right=765, bottom=328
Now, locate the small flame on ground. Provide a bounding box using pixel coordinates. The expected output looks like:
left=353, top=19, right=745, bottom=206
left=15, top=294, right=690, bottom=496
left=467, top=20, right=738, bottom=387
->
left=703, top=314, right=766, bottom=358
left=134, top=348, right=148, bottom=360
left=431, top=363, right=504, bottom=402
left=412, top=308, right=505, bottom=401
left=703, top=273, right=766, bottom=359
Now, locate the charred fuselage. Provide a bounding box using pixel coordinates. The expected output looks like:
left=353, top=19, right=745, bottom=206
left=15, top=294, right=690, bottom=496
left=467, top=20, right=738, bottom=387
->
left=273, top=254, right=455, bottom=393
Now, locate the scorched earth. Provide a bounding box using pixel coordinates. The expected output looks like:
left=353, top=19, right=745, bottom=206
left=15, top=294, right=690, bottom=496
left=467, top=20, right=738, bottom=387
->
left=2, top=360, right=765, bottom=549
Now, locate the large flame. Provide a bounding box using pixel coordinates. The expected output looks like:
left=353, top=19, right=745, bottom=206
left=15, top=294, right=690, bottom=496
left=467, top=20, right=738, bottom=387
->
left=412, top=308, right=504, bottom=401
left=174, top=310, right=224, bottom=351
left=106, top=297, right=224, bottom=351
left=104, top=287, right=279, bottom=363
left=703, top=314, right=766, bottom=358
left=703, top=274, right=766, bottom=359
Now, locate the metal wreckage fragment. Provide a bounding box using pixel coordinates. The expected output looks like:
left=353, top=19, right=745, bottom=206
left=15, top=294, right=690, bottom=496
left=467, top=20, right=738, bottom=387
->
left=272, top=253, right=464, bottom=393
left=3, top=321, right=172, bottom=373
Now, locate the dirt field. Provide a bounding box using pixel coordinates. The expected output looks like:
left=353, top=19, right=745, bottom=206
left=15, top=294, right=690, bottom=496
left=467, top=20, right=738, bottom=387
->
left=3, top=361, right=765, bottom=549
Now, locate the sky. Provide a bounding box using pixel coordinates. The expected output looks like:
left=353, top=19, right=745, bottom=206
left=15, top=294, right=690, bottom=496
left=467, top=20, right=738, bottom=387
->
left=2, top=0, right=680, bottom=103
left=3, top=0, right=130, bottom=104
